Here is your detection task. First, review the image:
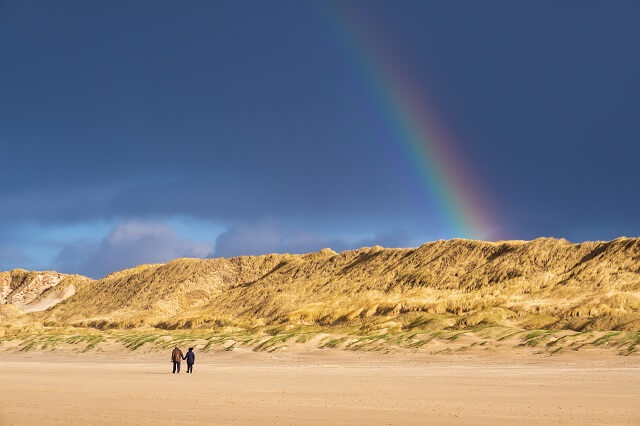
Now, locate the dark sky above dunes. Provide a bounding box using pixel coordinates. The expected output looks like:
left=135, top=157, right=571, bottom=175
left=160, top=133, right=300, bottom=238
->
left=1, top=0, right=639, bottom=277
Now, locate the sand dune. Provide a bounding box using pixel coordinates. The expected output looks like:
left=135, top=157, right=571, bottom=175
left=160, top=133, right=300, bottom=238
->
left=2, top=238, right=640, bottom=335
left=0, top=270, right=89, bottom=313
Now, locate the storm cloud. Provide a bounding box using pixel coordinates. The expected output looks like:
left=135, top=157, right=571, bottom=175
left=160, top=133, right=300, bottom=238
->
left=1, top=1, right=639, bottom=274
left=213, top=221, right=412, bottom=258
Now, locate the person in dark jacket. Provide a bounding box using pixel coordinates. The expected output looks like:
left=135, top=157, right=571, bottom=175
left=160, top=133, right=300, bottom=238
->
left=184, top=347, right=196, bottom=373
left=171, top=346, right=184, bottom=374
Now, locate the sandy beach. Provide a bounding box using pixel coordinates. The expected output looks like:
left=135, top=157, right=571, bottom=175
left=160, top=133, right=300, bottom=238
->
left=1, top=350, right=639, bottom=425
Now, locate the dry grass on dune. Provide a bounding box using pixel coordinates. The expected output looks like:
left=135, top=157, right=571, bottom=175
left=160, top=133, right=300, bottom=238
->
left=2, top=237, right=638, bottom=338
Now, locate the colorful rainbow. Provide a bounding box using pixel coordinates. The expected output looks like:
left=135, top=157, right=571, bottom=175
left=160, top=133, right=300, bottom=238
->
left=328, top=4, right=497, bottom=239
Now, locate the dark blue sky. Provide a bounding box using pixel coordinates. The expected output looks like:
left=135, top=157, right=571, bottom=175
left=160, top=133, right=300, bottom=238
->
left=1, top=0, right=639, bottom=277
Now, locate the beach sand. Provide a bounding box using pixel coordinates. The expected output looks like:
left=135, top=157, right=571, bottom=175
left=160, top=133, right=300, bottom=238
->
left=1, top=349, right=639, bottom=425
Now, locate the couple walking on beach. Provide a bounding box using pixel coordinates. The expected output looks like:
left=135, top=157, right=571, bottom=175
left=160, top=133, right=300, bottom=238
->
left=171, top=346, right=195, bottom=374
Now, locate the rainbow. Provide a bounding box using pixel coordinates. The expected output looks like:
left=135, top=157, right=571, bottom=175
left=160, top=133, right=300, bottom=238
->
left=327, top=5, right=497, bottom=239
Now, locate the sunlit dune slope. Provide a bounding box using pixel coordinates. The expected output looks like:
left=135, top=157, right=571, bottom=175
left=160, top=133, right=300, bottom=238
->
left=4, top=237, right=640, bottom=332
left=0, top=269, right=90, bottom=313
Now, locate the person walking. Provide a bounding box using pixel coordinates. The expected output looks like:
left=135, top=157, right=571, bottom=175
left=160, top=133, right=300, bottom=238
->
left=185, top=347, right=196, bottom=374
left=171, top=346, right=184, bottom=374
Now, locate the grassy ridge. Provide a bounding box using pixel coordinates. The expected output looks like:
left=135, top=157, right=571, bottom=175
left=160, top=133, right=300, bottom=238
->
left=2, top=238, right=640, bottom=345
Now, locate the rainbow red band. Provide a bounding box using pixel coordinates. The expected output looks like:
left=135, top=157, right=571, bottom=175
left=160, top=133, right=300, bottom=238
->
left=328, top=4, right=497, bottom=239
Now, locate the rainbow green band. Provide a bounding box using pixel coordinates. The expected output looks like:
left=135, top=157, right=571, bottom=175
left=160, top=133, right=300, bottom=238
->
left=329, top=5, right=494, bottom=239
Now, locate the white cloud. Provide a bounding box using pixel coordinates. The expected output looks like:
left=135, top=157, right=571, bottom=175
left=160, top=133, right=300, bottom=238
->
left=212, top=221, right=286, bottom=257
left=52, top=220, right=212, bottom=278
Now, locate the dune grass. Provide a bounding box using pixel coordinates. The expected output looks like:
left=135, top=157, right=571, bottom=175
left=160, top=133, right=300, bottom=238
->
left=2, top=325, right=640, bottom=356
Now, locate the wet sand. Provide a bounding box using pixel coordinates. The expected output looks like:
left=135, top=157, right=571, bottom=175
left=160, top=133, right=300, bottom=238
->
left=1, top=350, right=639, bottom=425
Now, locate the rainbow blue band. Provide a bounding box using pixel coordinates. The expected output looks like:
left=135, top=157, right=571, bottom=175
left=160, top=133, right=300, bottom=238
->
left=329, top=4, right=495, bottom=239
